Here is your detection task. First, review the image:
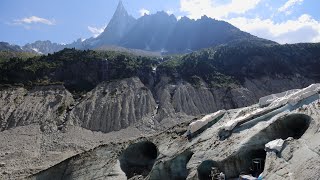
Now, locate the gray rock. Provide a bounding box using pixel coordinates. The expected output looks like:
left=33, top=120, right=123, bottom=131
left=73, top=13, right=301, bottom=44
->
left=155, top=76, right=314, bottom=118
left=0, top=162, right=5, bottom=167
left=0, top=85, right=74, bottom=132
left=67, top=77, right=157, bottom=133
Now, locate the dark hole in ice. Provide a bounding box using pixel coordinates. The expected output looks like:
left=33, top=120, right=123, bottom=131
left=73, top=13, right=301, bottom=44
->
left=217, top=148, right=266, bottom=179
left=273, top=114, right=311, bottom=139
left=245, top=149, right=266, bottom=177
left=217, top=114, right=312, bottom=178
left=197, top=160, right=219, bottom=180
left=119, top=141, right=158, bottom=178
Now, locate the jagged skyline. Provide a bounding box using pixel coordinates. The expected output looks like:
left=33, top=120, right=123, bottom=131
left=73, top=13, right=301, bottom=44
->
left=0, top=0, right=319, bottom=45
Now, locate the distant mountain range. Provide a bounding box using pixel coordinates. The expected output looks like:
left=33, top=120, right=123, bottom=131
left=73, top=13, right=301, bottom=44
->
left=1, top=1, right=276, bottom=54
left=0, top=42, right=23, bottom=52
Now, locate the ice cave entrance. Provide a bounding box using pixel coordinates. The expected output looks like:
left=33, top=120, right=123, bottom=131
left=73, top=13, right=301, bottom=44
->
left=274, top=113, right=311, bottom=139
left=218, top=113, right=312, bottom=178
left=119, top=141, right=158, bottom=178
left=245, top=149, right=266, bottom=178
left=197, top=160, right=219, bottom=180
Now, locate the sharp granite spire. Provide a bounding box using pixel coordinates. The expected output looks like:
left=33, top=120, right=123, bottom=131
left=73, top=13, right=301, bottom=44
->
left=114, top=0, right=126, bottom=16
left=95, top=0, right=136, bottom=45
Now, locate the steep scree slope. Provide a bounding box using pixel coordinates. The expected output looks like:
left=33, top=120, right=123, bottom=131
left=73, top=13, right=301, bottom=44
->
left=67, top=77, right=157, bottom=133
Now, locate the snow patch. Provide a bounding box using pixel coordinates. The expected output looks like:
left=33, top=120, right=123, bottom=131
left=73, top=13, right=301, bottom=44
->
left=31, top=48, right=43, bottom=54
left=265, top=139, right=285, bottom=152
left=188, top=110, right=226, bottom=134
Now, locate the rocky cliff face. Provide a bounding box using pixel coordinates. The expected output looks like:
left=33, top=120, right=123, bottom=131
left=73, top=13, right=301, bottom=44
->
left=67, top=77, right=157, bottom=133
left=119, top=11, right=177, bottom=51
left=0, top=78, right=158, bottom=134
left=0, top=85, right=74, bottom=132
left=154, top=76, right=314, bottom=118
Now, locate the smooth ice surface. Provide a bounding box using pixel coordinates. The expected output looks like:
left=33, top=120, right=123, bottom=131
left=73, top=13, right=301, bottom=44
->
left=188, top=110, right=226, bottom=134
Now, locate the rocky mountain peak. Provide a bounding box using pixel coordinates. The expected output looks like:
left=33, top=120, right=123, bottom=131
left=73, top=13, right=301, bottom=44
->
left=114, top=0, right=127, bottom=17
left=22, top=40, right=65, bottom=54
left=108, top=0, right=135, bottom=28
left=95, top=0, right=136, bottom=45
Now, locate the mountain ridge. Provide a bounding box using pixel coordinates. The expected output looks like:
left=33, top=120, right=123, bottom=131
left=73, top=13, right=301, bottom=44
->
left=2, top=1, right=277, bottom=55
left=90, top=2, right=276, bottom=53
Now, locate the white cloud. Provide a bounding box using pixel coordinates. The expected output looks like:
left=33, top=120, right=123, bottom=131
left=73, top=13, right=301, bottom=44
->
left=228, top=14, right=320, bottom=44
left=180, top=0, right=262, bottom=19
left=14, top=16, right=55, bottom=25
left=166, top=10, right=174, bottom=15
left=278, top=0, right=304, bottom=14
left=178, top=0, right=319, bottom=44
left=88, top=26, right=105, bottom=37
left=139, top=8, right=150, bottom=16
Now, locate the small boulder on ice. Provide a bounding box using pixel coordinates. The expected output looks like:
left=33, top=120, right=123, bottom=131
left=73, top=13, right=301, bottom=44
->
left=265, top=139, right=285, bottom=153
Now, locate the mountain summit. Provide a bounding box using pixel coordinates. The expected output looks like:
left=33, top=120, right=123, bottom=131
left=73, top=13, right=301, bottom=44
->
left=90, top=2, right=275, bottom=53
left=95, top=1, right=136, bottom=46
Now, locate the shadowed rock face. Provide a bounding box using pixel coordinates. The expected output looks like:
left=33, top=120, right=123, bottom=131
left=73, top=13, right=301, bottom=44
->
left=119, top=141, right=158, bottom=178
left=0, top=42, right=22, bottom=52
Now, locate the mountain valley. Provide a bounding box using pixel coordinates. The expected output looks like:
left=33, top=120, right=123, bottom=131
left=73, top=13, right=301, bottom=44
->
left=1, top=1, right=320, bottom=180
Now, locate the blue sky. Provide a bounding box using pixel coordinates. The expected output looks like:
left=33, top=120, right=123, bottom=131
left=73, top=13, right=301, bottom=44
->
left=0, top=0, right=319, bottom=45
